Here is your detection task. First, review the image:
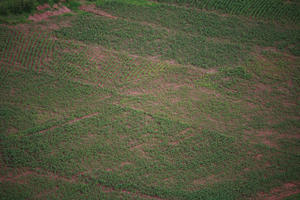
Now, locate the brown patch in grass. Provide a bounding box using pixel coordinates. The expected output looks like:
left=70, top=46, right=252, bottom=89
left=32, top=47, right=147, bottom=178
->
left=246, top=129, right=280, bottom=149
left=169, top=128, right=195, bottom=146
left=39, top=19, right=72, bottom=31
left=247, top=102, right=257, bottom=109
left=287, top=79, right=293, bottom=88
left=257, top=130, right=275, bottom=137
left=207, top=37, right=232, bottom=44
left=14, top=14, right=72, bottom=35
left=255, top=154, right=263, bottom=160
left=254, top=46, right=297, bottom=62
left=163, top=82, right=187, bottom=90
left=262, top=138, right=277, bottom=148
left=140, top=21, right=172, bottom=34
left=262, top=46, right=298, bottom=60
left=80, top=4, right=117, bottom=19
left=205, top=68, right=218, bottom=74
left=29, top=6, right=71, bottom=22
left=0, top=167, right=165, bottom=199
left=168, top=140, right=180, bottom=145
left=256, top=182, right=300, bottom=200
left=278, top=134, right=300, bottom=140
left=37, top=4, right=51, bottom=11
left=170, top=97, right=181, bottom=103
left=130, top=143, right=144, bottom=151
left=35, top=187, right=58, bottom=199
left=87, top=46, right=108, bottom=65
left=10, top=88, right=15, bottom=96
left=68, top=112, right=99, bottom=124
left=130, top=143, right=151, bottom=159
left=0, top=170, right=33, bottom=184
left=0, top=60, right=26, bottom=72
left=256, top=130, right=278, bottom=148
left=80, top=133, right=98, bottom=145
left=193, top=175, right=217, bottom=186
left=282, top=101, right=297, bottom=107
left=98, top=184, right=114, bottom=193
left=120, top=162, right=132, bottom=167
left=0, top=169, right=77, bottom=184
left=254, top=83, right=272, bottom=94
left=276, top=86, right=290, bottom=96
left=7, top=127, right=18, bottom=134
left=193, top=178, right=206, bottom=185
left=125, top=90, right=145, bottom=96
left=197, top=87, right=221, bottom=97
left=179, top=128, right=191, bottom=135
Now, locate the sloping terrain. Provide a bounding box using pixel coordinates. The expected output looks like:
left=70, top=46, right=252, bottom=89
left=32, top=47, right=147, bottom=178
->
left=0, top=0, right=299, bottom=199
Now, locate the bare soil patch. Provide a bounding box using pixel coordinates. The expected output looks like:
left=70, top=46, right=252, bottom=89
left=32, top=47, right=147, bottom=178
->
left=29, top=6, right=71, bottom=22
left=125, top=90, right=145, bottom=96
left=257, top=130, right=275, bottom=137
left=87, top=46, right=108, bottom=64
left=7, top=127, right=18, bottom=134
left=0, top=167, right=165, bottom=199
left=169, top=128, right=195, bottom=146
left=37, top=4, right=51, bottom=11
left=255, top=130, right=278, bottom=148
left=254, top=82, right=272, bottom=94
left=256, top=182, right=300, bottom=200
left=79, top=4, right=117, bottom=19
left=193, top=175, right=217, bottom=186
left=120, top=162, right=132, bottom=167
left=0, top=168, right=76, bottom=184
left=255, top=154, right=263, bottom=160
left=261, top=138, right=277, bottom=148
left=130, top=143, right=151, bottom=159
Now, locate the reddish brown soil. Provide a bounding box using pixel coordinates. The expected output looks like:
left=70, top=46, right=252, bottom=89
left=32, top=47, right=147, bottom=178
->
left=0, top=167, right=165, bottom=199
left=37, top=4, right=51, bottom=11
left=257, top=182, right=300, bottom=200
left=29, top=6, right=71, bottom=22
left=257, top=130, right=275, bottom=137
left=254, top=83, right=272, bottom=94
left=79, top=4, right=117, bottom=19
left=0, top=169, right=76, bottom=184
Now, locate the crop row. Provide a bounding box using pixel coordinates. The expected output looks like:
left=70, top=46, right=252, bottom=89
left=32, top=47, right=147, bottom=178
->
left=156, top=0, right=300, bottom=22
left=0, top=27, right=166, bottom=89
left=0, top=28, right=54, bottom=73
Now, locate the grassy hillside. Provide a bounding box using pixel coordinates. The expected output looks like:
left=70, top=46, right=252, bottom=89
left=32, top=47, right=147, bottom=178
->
left=0, top=0, right=299, bottom=199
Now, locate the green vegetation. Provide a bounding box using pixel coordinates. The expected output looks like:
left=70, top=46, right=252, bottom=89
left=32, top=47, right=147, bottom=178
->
left=0, top=0, right=80, bottom=16
left=155, top=0, right=300, bottom=23
left=0, top=0, right=36, bottom=15
left=0, top=0, right=299, bottom=199
left=0, top=0, right=81, bottom=24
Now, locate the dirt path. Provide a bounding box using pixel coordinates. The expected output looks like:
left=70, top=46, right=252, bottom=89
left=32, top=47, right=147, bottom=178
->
left=29, top=5, right=71, bottom=22
left=79, top=4, right=117, bottom=19
left=36, top=112, right=100, bottom=135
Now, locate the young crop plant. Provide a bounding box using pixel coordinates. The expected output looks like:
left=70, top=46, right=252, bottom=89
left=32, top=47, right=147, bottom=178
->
left=1, top=0, right=299, bottom=199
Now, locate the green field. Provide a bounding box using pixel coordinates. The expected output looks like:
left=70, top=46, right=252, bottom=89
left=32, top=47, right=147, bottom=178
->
left=0, top=0, right=300, bottom=199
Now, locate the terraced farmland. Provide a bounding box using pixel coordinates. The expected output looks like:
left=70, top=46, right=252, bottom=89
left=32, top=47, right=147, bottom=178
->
left=0, top=0, right=300, bottom=199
